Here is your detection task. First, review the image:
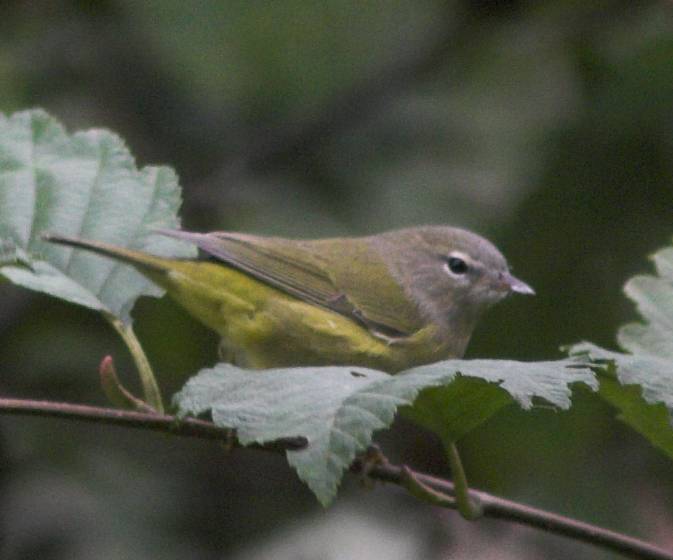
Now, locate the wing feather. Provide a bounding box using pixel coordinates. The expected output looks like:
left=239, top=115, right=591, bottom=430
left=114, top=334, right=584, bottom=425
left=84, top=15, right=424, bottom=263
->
left=157, top=229, right=424, bottom=337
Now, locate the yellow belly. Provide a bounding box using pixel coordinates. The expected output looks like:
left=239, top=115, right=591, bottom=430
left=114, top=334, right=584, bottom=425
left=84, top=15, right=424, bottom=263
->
left=148, top=259, right=450, bottom=372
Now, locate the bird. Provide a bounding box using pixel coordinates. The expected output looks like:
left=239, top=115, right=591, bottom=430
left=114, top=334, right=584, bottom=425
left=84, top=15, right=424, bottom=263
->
left=45, top=226, right=534, bottom=373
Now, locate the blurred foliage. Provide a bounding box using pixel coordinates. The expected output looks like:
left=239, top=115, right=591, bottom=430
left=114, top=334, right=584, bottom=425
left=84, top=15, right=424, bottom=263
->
left=1, top=1, right=673, bottom=559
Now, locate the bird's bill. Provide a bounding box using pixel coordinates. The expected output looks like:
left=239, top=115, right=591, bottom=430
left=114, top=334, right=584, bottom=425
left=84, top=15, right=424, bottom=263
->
left=504, top=273, right=535, bottom=295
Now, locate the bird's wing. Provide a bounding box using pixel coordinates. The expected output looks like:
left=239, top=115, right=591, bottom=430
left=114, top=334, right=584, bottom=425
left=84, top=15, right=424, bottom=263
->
left=157, top=230, right=424, bottom=338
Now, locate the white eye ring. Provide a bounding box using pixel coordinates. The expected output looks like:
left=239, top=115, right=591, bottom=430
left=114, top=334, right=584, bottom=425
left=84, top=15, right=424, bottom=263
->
left=443, top=252, right=470, bottom=278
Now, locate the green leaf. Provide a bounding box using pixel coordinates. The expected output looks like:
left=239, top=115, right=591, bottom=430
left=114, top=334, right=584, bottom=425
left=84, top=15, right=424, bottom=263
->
left=569, top=239, right=673, bottom=459
left=174, top=359, right=595, bottom=505
left=601, top=372, right=673, bottom=459
left=401, top=359, right=596, bottom=444
left=0, top=109, right=196, bottom=322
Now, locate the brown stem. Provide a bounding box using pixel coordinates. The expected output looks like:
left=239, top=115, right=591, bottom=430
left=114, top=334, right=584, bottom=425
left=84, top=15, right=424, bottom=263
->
left=353, top=461, right=673, bottom=560
left=0, top=397, right=306, bottom=452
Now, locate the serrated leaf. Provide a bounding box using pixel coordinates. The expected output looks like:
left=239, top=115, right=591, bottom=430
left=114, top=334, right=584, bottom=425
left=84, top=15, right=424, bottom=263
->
left=401, top=359, right=596, bottom=444
left=0, top=109, right=196, bottom=322
left=601, top=373, right=673, bottom=459
left=174, top=358, right=595, bottom=505
left=401, top=377, right=521, bottom=445
left=569, top=239, right=673, bottom=459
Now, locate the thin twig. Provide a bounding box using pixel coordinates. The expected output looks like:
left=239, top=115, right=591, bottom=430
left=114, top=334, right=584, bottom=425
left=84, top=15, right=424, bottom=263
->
left=0, top=396, right=671, bottom=560
left=104, top=313, right=164, bottom=413
left=99, top=355, right=157, bottom=412
left=354, top=461, right=673, bottom=560
left=0, top=397, right=306, bottom=452
left=399, top=465, right=456, bottom=508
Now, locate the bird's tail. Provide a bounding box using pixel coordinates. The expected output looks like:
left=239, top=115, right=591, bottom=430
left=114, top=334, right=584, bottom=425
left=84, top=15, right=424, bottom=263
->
left=42, top=233, right=174, bottom=273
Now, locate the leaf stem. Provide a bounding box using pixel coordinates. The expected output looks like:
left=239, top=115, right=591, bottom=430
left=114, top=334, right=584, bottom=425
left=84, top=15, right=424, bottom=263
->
left=445, top=440, right=482, bottom=520
left=105, top=313, right=164, bottom=413
left=99, top=355, right=156, bottom=412
left=400, top=465, right=456, bottom=508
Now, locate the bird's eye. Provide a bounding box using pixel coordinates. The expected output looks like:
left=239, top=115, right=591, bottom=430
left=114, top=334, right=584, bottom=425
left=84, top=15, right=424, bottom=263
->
left=447, top=256, right=468, bottom=275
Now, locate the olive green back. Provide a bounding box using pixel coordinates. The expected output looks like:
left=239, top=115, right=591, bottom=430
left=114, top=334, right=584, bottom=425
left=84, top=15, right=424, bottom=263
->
left=165, top=231, right=427, bottom=338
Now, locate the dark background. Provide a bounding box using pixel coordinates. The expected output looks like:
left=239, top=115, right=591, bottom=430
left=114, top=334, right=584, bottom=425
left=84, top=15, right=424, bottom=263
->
left=1, top=1, right=672, bottom=558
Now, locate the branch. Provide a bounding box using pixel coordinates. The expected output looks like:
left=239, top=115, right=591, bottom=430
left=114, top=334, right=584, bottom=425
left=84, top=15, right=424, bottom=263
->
left=1, top=396, right=670, bottom=560
left=0, top=397, right=306, bottom=453
left=352, top=460, right=673, bottom=560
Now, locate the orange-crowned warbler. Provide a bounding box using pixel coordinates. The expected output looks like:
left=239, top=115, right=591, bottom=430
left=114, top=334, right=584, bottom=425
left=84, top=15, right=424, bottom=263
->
left=46, top=226, right=534, bottom=372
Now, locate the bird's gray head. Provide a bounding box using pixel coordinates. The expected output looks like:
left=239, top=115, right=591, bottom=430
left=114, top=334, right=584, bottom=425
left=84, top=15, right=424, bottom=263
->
left=379, top=226, right=534, bottom=332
